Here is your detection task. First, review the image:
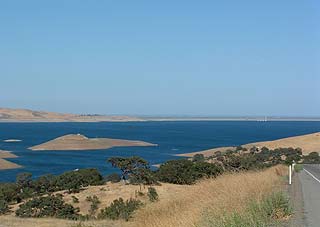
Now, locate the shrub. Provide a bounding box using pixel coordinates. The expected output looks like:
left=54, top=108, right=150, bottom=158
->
left=222, top=154, right=265, bottom=171
left=32, top=174, right=57, bottom=194
left=129, top=168, right=159, bottom=186
left=258, top=192, right=292, bottom=219
left=157, top=159, right=223, bottom=185
left=294, top=164, right=303, bottom=172
left=0, top=199, right=10, bottom=214
left=0, top=183, right=19, bottom=203
left=55, top=169, right=104, bottom=193
left=72, top=196, right=79, bottom=203
left=157, top=159, right=196, bottom=184
left=86, top=195, right=101, bottom=216
left=192, top=154, right=205, bottom=162
left=236, top=146, right=244, bottom=151
left=15, top=194, right=80, bottom=220
left=191, top=161, right=224, bottom=179
left=105, top=173, right=121, bottom=183
left=98, top=198, right=142, bottom=221
left=108, top=156, right=149, bottom=181
left=303, top=152, right=320, bottom=164
left=147, top=187, right=159, bottom=202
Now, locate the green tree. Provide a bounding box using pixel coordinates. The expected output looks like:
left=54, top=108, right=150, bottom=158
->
left=192, top=154, right=205, bottom=162
left=108, top=156, right=149, bottom=181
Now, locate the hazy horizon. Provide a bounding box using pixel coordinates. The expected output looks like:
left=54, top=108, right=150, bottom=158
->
left=1, top=1, right=319, bottom=117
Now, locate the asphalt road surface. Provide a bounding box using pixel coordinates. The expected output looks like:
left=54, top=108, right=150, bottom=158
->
left=299, top=164, right=320, bottom=227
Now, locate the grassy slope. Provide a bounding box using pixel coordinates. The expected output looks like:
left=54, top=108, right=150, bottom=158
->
left=0, top=166, right=288, bottom=227
left=179, top=132, right=320, bottom=157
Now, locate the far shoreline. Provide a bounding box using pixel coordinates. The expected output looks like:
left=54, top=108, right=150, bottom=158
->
left=1, top=117, right=320, bottom=123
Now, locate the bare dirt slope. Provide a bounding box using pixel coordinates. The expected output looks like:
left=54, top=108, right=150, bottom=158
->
left=29, top=134, right=157, bottom=151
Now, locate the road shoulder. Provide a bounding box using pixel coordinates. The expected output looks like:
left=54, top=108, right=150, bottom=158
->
left=288, top=172, right=305, bottom=227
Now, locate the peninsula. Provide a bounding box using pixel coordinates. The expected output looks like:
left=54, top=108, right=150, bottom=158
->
left=29, top=134, right=157, bottom=151
left=0, top=150, right=22, bottom=170
left=178, top=132, right=320, bottom=157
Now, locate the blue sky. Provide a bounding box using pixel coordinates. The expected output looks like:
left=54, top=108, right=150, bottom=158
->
left=0, top=1, right=319, bottom=116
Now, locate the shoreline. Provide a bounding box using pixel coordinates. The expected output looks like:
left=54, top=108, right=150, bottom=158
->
left=1, top=118, right=320, bottom=123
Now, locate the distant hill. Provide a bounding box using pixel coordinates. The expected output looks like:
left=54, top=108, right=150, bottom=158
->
left=0, top=108, right=143, bottom=122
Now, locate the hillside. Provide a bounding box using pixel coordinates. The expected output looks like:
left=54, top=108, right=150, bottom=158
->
left=0, top=108, right=143, bottom=122
left=179, top=132, right=320, bottom=157
left=0, top=166, right=287, bottom=227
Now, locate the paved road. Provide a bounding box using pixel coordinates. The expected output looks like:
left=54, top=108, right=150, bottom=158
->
left=299, top=164, right=320, bottom=227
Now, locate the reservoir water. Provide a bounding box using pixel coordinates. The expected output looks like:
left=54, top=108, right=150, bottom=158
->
left=1, top=121, right=320, bottom=182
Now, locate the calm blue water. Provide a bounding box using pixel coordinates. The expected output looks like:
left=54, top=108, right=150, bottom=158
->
left=1, top=121, right=320, bottom=182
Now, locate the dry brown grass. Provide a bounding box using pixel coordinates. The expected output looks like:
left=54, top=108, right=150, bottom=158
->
left=129, top=165, right=287, bottom=227
left=0, top=166, right=287, bottom=227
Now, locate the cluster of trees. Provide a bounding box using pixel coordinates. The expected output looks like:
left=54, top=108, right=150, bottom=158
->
left=107, top=156, right=223, bottom=185
left=0, top=168, right=104, bottom=215
left=15, top=194, right=80, bottom=219
left=207, top=146, right=320, bottom=171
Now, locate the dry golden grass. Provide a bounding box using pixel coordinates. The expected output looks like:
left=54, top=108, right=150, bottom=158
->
left=0, top=166, right=287, bottom=227
left=130, top=165, right=287, bottom=227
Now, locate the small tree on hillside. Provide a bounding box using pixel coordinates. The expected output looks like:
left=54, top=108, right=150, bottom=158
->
left=107, top=156, right=149, bottom=182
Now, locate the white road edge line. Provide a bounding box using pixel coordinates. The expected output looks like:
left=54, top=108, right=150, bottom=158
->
left=304, top=168, right=320, bottom=184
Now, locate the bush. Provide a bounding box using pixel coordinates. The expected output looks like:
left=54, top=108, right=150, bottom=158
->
left=191, top=161, right=224, bottom=179
left=192, top=154, right=205, bottom=162
left=157, top=159, right=223, bottom=185
left=223, top=154, right=266, bottom=171
left=15, top=194, right=80, bottom=220
left=72, top=196, right=79, bottom=203
left=0, top=199, right=10, bottom=214
left=294, top=164, right=303, bottom=172
left=86, top=195, right=101, bottom=216
left=0, top=183, right=19, bottom=203
left=105, top=173, right=121, bottom=183
left=129, top=168, right=159, bottom=186
left=98, top=198, right=142, bottom=221
left=303, top=152, right=320, bottom=164
left=55, top=169, right=104, bottom=193
left=147, top=187, right=159, bottom=202
left=258, top=192, right=292, bottom=219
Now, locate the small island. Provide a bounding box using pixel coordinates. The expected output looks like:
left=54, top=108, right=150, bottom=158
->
left=4, top=139, right=22, bottom=142
left=0, top=150, right=22, bottom=170
left=29, top=134, right=157, bottom=151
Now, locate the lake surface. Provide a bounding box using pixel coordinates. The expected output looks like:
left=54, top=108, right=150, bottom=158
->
left=1, top=121, right=320, bottom=182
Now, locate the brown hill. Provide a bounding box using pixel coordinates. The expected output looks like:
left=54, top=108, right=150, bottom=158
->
left=0, top=107, right=143, bottom=122
left=179, top=132, right=320, bottom=157
left=29, top=134, right=157, bottom=151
